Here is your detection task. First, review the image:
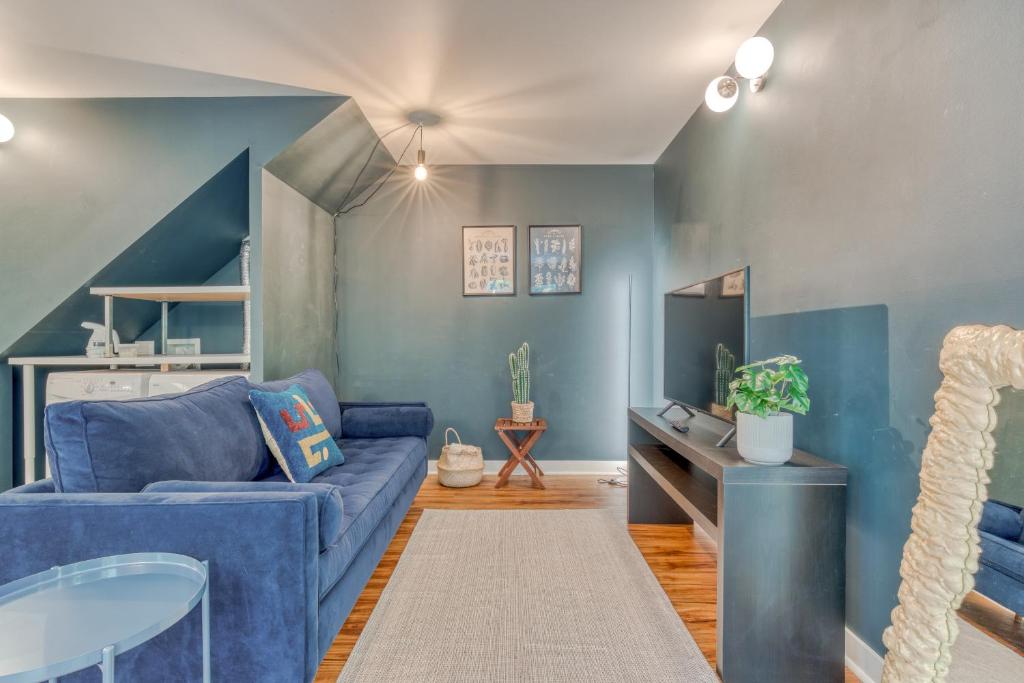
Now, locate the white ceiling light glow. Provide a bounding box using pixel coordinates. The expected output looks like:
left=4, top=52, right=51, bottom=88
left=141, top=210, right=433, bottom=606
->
left=414, top=149, right=428, bottom=181
left=704, top=76, right=738, bottom=113
left=0, top=114, right=14, bottom=143
left=705, top=35, right=775, bottom=113
left=735, top=36, right=774, bottom=80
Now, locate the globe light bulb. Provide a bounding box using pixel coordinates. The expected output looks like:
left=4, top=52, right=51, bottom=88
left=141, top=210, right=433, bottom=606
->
left=735, top=37, right=774, bottom=80
left=0, top=113, right=14, bottom=143
left=414, top=163, right=428, bottom=181
left=704, top=76, right=738, bottom=113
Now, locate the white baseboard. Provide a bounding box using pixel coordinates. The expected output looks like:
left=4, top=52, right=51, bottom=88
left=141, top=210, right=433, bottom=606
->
left=428, top=459, right=626, bottom=475
left=846, top=627, right=883, bottom=683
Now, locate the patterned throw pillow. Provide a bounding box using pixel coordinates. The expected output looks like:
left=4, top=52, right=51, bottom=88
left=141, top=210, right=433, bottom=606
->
left=248, top=384, right=344, bottom=483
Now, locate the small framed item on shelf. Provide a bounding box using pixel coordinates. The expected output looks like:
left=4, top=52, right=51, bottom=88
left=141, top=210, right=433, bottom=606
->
left=166, top=338, right=201, bottom=370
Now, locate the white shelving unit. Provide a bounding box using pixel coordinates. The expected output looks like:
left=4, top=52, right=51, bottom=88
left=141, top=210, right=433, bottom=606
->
left=8, top=285, right=251, bottom=483
left=90, top=286, right=250, bottom=358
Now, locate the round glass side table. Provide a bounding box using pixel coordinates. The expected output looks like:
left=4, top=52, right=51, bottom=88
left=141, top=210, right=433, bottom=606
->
left=0, top=552, right=210, bottom=683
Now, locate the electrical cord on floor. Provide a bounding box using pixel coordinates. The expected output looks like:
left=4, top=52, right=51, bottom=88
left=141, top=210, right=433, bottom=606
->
left=598, top=466, right=628, bottom=487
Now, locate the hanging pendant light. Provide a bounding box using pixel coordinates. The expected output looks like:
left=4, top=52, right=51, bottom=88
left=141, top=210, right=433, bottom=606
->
left=414, top=126, right=428, bottom=181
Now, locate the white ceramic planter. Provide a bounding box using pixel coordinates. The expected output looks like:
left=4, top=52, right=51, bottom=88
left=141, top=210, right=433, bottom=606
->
left=736, top=412, right=793, bottom=465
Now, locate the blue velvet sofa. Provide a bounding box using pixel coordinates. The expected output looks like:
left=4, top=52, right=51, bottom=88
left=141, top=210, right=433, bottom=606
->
left=976, top=498, right=1024, bottom=617
left=0, top=370, right=432, bottom=682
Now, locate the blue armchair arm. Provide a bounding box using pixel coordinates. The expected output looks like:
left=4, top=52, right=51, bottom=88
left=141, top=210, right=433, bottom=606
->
left=339, top=402, right=434, bottom=439
left=0, top=489, right=321, bottom=682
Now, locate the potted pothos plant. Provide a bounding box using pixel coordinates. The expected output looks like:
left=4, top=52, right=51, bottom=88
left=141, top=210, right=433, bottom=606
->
left=726, top=355, right=809, bottom=465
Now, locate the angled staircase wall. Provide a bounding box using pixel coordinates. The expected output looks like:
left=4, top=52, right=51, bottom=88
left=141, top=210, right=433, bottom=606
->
left=0, top=95, right=348, bottom=488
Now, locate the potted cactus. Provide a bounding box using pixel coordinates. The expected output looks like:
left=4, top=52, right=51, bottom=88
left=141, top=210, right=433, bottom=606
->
left=508, top=342, right=533, bottom=423
left=711, top=343, right=736, bottom=420
left=726, top=355, right=810, bottom=465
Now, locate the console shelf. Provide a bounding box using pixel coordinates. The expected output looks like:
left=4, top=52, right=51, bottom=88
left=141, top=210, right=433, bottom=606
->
left=627, top=406, right=848, bottom=683
left=628, top=443, right=718, bottom=539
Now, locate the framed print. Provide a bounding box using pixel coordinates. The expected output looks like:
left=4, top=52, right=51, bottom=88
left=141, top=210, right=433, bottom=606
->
left=720, top=269, right=745, bottom=298
left=463, top=225, right=516, bottom=296
left=529, top=225, right=582, bottom=295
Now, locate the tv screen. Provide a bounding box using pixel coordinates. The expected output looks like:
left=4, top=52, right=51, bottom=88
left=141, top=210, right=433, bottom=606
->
left=663, top=268, right=749, bottom=422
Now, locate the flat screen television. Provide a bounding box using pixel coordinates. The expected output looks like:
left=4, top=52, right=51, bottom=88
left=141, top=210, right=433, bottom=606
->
left=663, top=267, right=749, bottom=423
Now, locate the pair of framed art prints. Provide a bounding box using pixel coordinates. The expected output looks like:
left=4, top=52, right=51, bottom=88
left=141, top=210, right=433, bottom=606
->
left=462, top=225, right=582, bottom=297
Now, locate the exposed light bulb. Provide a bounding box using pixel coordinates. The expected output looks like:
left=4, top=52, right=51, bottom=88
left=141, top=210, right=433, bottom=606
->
left=414, top=147, right=428, bottom=181
left=0, top=113, right=14, bottom=143
left=735, top=37, right=774, bottom=80
left=704, top=76, right=738, bottom=113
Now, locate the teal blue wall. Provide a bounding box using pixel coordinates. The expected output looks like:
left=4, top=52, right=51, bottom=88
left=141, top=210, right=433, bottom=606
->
left=337, top=165, right=654, bottom=462
left=260, top=170, right=338, bottom=386
left=0, top=96, right=346, bottom=487
left=989, top=388, right=1024, bottom=509
left=653, top=0, right=1024, bottom=654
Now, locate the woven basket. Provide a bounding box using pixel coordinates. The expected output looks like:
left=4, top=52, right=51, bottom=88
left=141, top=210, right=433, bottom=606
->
left=438, top=428, right=483, bottom=488
left=511, top=401, right=534, bottom=423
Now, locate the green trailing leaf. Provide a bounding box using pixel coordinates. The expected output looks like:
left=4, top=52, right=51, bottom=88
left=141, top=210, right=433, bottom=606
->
left=726, top=355, right=810, bottom=418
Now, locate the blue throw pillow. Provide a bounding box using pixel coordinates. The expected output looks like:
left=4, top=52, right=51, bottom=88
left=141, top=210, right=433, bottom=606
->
left=248, top=384, right=344, bottom=483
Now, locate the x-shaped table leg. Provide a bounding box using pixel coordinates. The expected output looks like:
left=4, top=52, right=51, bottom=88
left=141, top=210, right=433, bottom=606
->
left=495, top=429, right=545, bottom=489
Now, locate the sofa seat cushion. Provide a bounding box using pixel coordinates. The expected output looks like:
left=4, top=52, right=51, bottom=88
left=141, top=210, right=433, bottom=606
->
left=979, top=530, right=1024, bottom=583
left=252, top=369, right=342, bottom=440
left=44, top=375, right=271, bottom=493
left=260, top=436, right=427, bottom=598
left=142, top=480, right=344, bottom=551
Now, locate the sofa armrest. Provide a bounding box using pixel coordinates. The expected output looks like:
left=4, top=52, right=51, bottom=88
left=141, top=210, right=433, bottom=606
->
left=6, top=478, right=56, bottom=493
left=339, top=403, right=434, bottom=439
left=0, top=490, right=321, bottom=682
left=143, top=480, right=344, bottom=550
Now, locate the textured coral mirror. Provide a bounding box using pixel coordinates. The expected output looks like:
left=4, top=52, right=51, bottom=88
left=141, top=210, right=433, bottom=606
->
left=882, top=325, right=1024, bottom=682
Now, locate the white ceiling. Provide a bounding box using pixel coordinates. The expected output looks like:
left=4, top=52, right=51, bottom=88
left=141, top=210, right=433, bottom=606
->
left=0, top=0, right=779, bottom=164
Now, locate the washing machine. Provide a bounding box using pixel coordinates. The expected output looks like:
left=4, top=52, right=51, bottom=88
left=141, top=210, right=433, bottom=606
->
left=45, top=370, right=154, bottom=405
left=45, top=370, right=249, bottom=405
left=148, top=370, right=249, bottom=396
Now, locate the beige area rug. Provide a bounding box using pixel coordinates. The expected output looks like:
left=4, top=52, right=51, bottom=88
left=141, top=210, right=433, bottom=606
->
left=339, top=509, right=718, bottom=682
left=949, top=616, right=1024, bottom=682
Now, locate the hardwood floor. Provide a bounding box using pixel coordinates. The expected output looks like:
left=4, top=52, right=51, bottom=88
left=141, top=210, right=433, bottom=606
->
left=959, top=590, right=1024, bottom=657
left=315, top=474, right=859, bottom=682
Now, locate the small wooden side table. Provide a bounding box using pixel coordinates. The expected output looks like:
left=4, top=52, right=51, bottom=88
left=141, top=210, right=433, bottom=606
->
left=494, top=418, right=547, bottom=489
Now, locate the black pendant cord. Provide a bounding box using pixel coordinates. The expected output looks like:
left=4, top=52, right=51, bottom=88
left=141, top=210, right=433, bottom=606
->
left=333, top=123, right=420, bottom=217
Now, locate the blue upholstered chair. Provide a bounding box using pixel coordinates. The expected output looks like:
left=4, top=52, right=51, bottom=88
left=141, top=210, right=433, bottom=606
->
left=976, top=498, right=1024, bottom=619
left=0, top=370, right=432, bottom=682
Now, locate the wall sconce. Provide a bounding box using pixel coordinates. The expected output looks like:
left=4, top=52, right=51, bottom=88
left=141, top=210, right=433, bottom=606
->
left=704, top=36, right=774, bottom=112
left=0, top=113, right=14, bottom=143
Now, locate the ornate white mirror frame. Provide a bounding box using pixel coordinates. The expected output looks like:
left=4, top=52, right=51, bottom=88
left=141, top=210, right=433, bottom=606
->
left=882, top=324, right=1024, bottom=682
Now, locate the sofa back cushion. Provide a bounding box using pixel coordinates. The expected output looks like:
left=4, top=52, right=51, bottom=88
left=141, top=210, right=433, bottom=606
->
left=252, top=369, right=341, bottom=439
left=45, top=375, right=272, bottom=493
